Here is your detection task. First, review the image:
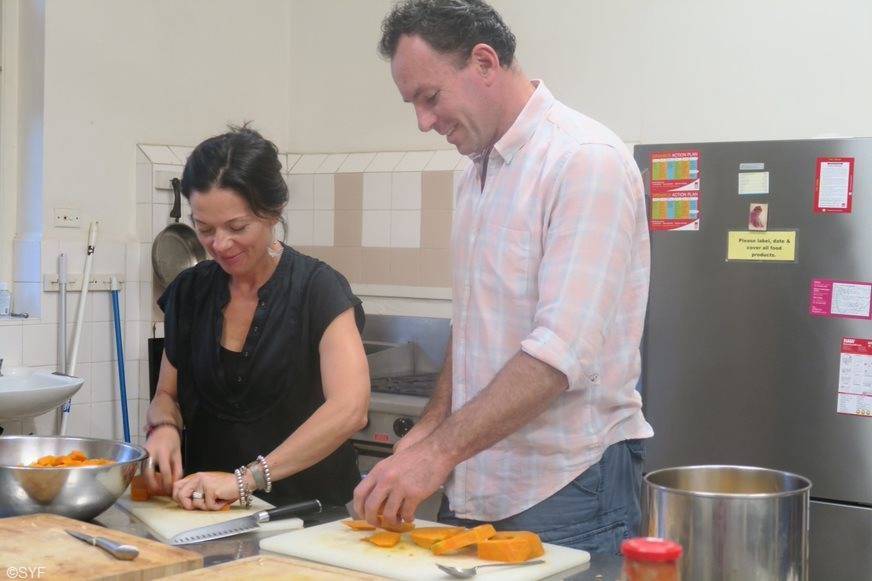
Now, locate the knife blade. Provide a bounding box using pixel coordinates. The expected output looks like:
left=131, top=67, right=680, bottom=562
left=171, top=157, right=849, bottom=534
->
left=170, top=499, right=322, bottom=545
left=65, top=529, right=139, bottom=560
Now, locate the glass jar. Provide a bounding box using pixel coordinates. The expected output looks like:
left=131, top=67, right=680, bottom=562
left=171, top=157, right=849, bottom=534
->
left=620, top=537, right=683, bottom=581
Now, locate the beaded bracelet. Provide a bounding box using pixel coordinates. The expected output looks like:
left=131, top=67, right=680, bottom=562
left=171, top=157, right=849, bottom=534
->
left=257, top=455, right=273, bottom=493
left=233, top=467, right=252, bottom=508
left=245, top=455, right=273, bottom=493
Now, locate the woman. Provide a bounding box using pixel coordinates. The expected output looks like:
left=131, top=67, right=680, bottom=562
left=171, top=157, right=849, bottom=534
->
left=143, top=126, right=369, bottom=510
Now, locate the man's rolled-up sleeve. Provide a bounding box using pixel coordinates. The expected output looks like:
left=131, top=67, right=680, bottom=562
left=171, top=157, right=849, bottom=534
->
left=520, top=144, right=639, bottom=391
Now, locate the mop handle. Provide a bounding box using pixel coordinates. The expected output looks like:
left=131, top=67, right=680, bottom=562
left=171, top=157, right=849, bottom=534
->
left=60, top=222, right=98, bottom=435
left=68, top=222, right=98, bottom=377
left=111, top=276, right=131, bottom=443
left=59, top=253, right=67, bottom=375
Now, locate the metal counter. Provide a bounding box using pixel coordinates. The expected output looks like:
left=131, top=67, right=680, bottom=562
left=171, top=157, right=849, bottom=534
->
left=94, top=503, right=624, bottom=579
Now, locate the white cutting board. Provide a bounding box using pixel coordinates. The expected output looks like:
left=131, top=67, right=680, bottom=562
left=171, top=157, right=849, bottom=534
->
left=260, top=519, right=590, bottom=581
left=116, top=491, right=303, bottom=542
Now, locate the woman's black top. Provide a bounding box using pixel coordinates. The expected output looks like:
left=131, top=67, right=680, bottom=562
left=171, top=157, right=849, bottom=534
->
left=158, top=244, right=364, bottom=506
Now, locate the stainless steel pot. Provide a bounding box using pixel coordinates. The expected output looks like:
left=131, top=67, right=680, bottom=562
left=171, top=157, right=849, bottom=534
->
left=645, top=465, right=811, bottom=581
left=151, top=177, right=206, bottom=290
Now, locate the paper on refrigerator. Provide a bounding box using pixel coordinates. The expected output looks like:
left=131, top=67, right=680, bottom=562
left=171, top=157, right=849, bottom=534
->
left=837, top=338, right=872, bottom=417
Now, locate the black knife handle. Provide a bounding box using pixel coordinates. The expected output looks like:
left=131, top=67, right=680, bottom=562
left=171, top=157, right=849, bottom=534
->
left=264, top=499, right=322, bottom=521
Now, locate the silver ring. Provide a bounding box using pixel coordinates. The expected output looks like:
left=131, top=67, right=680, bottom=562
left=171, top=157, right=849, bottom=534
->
left=191, top=490, right=204, bottom=500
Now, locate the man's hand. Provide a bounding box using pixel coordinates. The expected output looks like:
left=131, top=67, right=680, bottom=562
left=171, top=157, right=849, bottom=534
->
left=353, top=438, right=453, bottom=528
left=393, top=419, right=438, bottom=454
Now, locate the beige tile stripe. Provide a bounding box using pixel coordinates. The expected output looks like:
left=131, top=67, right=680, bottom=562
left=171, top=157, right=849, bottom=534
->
left=296, top=170, right=455, bottom=288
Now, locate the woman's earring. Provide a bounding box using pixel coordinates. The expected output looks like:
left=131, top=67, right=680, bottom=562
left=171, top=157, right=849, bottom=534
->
left=267, top=239, right=282, bottom=259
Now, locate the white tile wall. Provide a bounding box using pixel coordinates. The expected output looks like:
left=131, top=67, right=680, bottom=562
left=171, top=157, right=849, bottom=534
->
left=0, top=325, right=23, bottom=367
left=13, top=239, right=42, bottom=283
left=169, top=146, right=194, bottom=163
left=139, top=145, right=181, bottom=165
left=315, top=153, right=348, bottom=174
left=22, top=324, right=58, bottom=367
left=313, top=211, right=335, bottom=246
left=287, top=174, right=315, bottom=210
left=426, top=150, right=463, bottom=171
left=338, top=153, right=376, bottom=173
left=66, top=403, right=92, bottom=437
left=285, top=154, right=302, bottom=172
left=362, top=211, right=391, bottom=247
left=363, top=173, right=392, bottom=210
left=396, top=151, right=435, bottom=172
left=366, top=152, right=405, bottom=173
left=313, top=175, right=335, bottom=210
left=41, top=239, right=61, bottom=276
left=290, top=154, right=328, bottom=175
left=286, top=210, right=315, bottom=246
left=390, top=210, right=422, bottom=248
left=391, top=172, right=422, bottom=210
left=12, top=283, right=41, bottom=317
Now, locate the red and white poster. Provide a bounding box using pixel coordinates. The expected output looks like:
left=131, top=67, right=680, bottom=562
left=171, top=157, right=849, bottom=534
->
left=649, top=150, right=700, bottom=231
left=837, top=338, right=872, bottom=417
left=814, top=157, right=854, bottom=213
left=809, top=279, right=872, bottom=320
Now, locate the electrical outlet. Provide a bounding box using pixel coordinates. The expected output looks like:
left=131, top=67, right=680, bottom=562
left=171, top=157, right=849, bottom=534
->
left=54, top=208, right=82, bottom=228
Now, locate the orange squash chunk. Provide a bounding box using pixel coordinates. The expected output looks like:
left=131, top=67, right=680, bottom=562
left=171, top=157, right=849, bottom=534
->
left=27, top=451, right=114, bottom=468
left=377, top=515, right=415, bottom=532
left=410, top=527, right=466, bottom=549
left=477, top=531, right=545, bottom=563
left=431, top=524, right=496, bottom=555
left=343, top=519, right=377, bottom=531
left=130, top=475, right=150, bottom=501
left=364, top=531, right=401, bottom=547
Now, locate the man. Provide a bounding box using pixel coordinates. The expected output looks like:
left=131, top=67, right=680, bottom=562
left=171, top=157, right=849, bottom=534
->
left=353, top=0, right=652, bottom=553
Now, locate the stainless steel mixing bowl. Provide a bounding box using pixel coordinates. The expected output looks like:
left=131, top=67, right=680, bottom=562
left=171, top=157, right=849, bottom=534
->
left=0, top=435, right=148, bottom=521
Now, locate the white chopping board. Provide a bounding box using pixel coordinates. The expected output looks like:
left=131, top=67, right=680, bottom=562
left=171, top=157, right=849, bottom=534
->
left=116, top=491, right=303, bottom=542
left=259, top=519, right=590, bottom=580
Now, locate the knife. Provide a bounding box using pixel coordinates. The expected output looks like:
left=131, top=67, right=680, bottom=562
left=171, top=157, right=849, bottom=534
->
left=170, top=499, right=322, bottom=545
left=65, top=529, right=139, bottom=560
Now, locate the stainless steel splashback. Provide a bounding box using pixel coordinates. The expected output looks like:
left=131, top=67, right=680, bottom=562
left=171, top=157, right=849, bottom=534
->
left=362, top=315, right=451, bottom=377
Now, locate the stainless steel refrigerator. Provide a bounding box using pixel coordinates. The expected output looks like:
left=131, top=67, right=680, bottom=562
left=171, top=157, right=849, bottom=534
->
left=635, top=138, right=872, bottom=579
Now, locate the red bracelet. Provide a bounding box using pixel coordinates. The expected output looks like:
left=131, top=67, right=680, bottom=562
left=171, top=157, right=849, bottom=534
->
left=145, top=421, right=182, bottom=439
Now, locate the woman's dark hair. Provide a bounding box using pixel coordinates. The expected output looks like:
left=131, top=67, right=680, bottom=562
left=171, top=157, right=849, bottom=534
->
left=181, top=124, right=288, bottom=227
left=379, top=0, right=516, bottom=68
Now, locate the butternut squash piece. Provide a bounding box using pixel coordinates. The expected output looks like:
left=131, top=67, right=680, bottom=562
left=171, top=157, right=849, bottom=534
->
left=364, top=531, right=401, bottom=547
left=27, top=451, right=114, bottom=468
left=377, top=515, right=415, bottom=532
left=130, top=474, right=150, bottom=501
left=477, top=531, right=545, bottom=563
left=343, top=519, right=377, bottom=531
left=410, top=527, right=466, bottom=549
left=431, top=524, right=496, bottom=556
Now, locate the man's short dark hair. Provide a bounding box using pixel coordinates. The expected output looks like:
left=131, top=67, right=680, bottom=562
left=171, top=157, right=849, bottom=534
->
left=379, top=0, right=516, bottom=68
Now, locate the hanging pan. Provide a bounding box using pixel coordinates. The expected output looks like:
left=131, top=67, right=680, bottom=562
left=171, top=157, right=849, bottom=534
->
left=151, top=177, right=207, bottom=290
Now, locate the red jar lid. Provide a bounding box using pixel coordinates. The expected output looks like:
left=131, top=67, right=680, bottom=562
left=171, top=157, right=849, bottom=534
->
left=621, top=537, right=683, bottom=562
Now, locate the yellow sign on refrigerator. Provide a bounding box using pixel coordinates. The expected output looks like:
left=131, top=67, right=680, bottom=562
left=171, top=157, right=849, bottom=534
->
left=727, top=231, right=797, bottom=262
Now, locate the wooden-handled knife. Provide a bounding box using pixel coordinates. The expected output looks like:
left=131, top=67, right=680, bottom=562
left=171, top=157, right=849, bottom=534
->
left=169, top=499, right=322, bottom=545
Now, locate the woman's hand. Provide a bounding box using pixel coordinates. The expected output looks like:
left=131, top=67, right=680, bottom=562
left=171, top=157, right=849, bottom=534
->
left=172, top=471, right=240, bottom=511
left=143, top=425, right=183, bottom=496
